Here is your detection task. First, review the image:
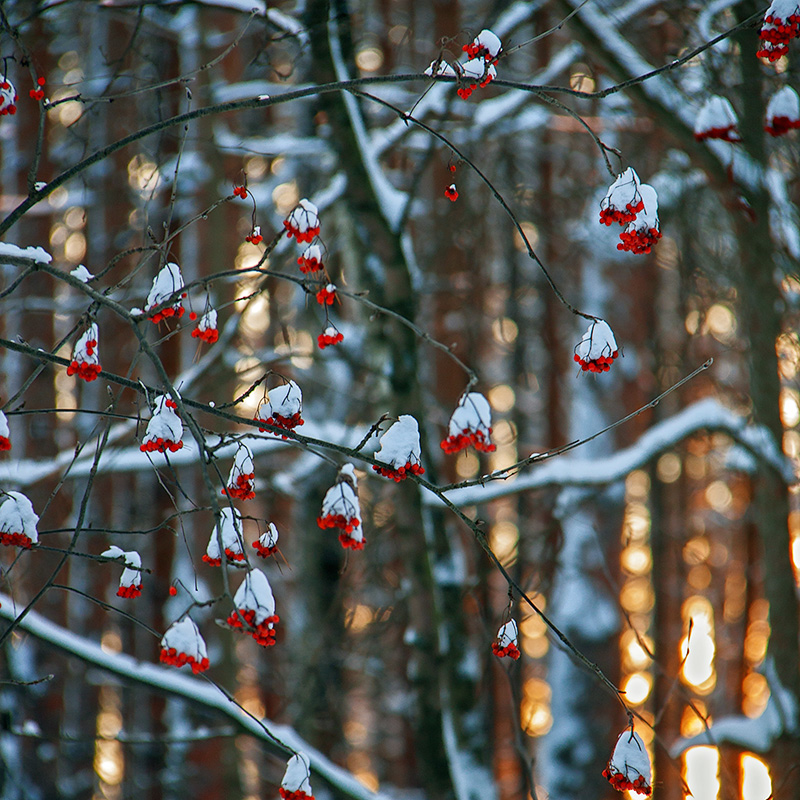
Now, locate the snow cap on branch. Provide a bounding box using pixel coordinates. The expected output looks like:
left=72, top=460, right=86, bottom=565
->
left=191, top=308, right=219, bottom=344
left=424, top=60, right=457, bottom=77
left=0, top=79, right=17, bottom=115
left=298, top=243, right=324, bottom=273
left=140, top=394, right=183, bottom=453
left=223, top=444, right=255, bottom=500
left=373, top=415, right=424, bottom=482
left=617, top=184, right=661, bottom=255
left=602, top=729, right=652, bottom=796
left=318, top=464, right=365, bottom=549
left=284, top=199, right=320, bottom=243
left=252, top=522, right=279, bottom=558
left=102, top=545, right=142, bottom=598
left=464, top=29, right=502, bottom=60
left=456, top=29, right=501, bottom=98
left=492, top=619, right=520, bottom=660
left=227, top=568, right=279, bottom=647
left=139, top=262, right=185, bottom=323
left=441, top=392, right=496, bottom=454
left=280, top=753, right=314, bottom=800
left=694, top=95, right=740, bottom=142
left=599, top=168, right=643, bottom=227
left=70, top=264, right=94, bottom=283
left=0, top=491, right=39, bottom=548
left=574, top=319, right=619, bottom=373
left=159, top=617, right=209, bottom=674
left=758, top=0, right=800, bottom=61
left=203, top=506, right=246, bottom=566
left=765, top=85, right=800, bottom=135
left=255, top=380, right=304, bottom=435
left=0, top=410, right=10, bottom=451
left=67, top=323, right=101, bottom=382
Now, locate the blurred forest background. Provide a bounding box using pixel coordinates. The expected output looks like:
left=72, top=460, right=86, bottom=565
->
left=0, top=1, right=799, bottom=799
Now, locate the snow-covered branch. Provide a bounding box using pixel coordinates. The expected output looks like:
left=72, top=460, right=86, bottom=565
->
left=429, top=398, right=793, bottom=507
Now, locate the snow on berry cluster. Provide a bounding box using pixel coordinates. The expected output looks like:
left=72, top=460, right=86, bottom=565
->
left=102, top=545, right=142, bottom=598
left=222, top=444, right=256, bottom=500
left=227, top=568, right=279, bottom=647
left=255, top=380, right=304, bottom=437
left=602, top=729, right=652, bottom=795
left=758, top=0, right=800, bottom=61
left=0, top=79, right=17, bottom=115
left=280, top=753, right=315, bottom=800
left=0, top=491, right=39, bottom=549
left=424, top=29, right=501, bottom=100
left=67, top=323, right=102, bottom=382
left=134, top=262, right=186, bottom=324
left=694, top=95, right=740, bottom=142
left=140, top=394, right=183, bottom=453
left=574, top=319, right=619, bottom=373
left=766, top=85, right=800, bottom=135
left=191, top=308, right=219, bottom=344
left=373, top=415, right=425, bottom=482
left=252, top=522, right=280, bottom=558
left=491, top=619, right=520, bottom=660
left=160, top=617, right=209, bottom=674
left=599, top=169, right=661, bottom=255
left=0, top=410, right=10, bottom=452
left=441, top=392, right=496, bottom=454
left=203, top=506, right=246, bottom=566
left=317, top=464, right=365, bottom=550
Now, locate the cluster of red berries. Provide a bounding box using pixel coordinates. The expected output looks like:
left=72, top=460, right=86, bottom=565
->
left=279, top=790, right=314, bottom=800
left=222, top=473, right=255, bottom=500
left=440, top=429, right=497, bottom=454
left=233, top=185, right=248, bottom=199
left=0, top=436, right=10, bottom=451
left=202, top=548, right=245, bottom=567
left=758, top=11, right=800, bottom=60
left=599, top=199, right=643, bottom=226
left=191, top=325, right=219, bottom=344
left=372, top=461, right=425, bottom=482
left=617, top=226, right=662, bottom=255
left=315, top=285, right=336, bottom=305
left=317, top=329, right=344, bottom=349
left=256, top=411, right=304, bottom=435
left=574, top=350, right=619, bottom=373
left=338, top=531, right=365, bottom=550
left=227, top=608, right=279, bottom=647
left=491, top=641, right=521, bottom=660
left=298, top=252, right=323, bottom=273
left=159, top=646, right=210, bottom=674
left=148, top=303, right=185, bottom=324
left=0, top=531, right=35, bottom=549
left=601, top=767, right=652, bottom=796
left=317, top=513, right=360, bottom=534
left=29, top=77, right=45, bottom=101
left=67, top=359, right=102, bottom=382
left=139, top=437, right=183, bottom=453
left=116, top=583, right=141, bottom=599
left=245, top=230, right=262, bottom=245
left=252, top=539, right=278, bottom=558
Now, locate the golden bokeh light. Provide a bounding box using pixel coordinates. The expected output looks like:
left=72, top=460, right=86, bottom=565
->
left=741, top=753, right=771, bottom=800
left=683, top=745, right=720, bottom=800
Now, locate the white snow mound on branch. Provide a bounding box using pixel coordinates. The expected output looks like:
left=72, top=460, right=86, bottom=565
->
left=0, top=242, right=52, bottom=265
left=70, top=264, right=94, bottom=282
left=233, top=569, right=275, bottom=623
left=496, top=619, right=518, bottom=648
left=161, top=617, right=208, bottom=663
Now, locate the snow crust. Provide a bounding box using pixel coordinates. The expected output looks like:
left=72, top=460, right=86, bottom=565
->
left=142, top=395, right=183, bottom=449
left=257, top=522, right=279, bottom=550
left=694, top=95, right=738, bottom=136
left=0, top=410, right=8, bottom=440
left=145, top=262, right=184, bottom=310
left=607, top=730, right=651, bottom=787
left=374, top=415, right=421, bottom=469
left=767, top=85, right=800, bottom=122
